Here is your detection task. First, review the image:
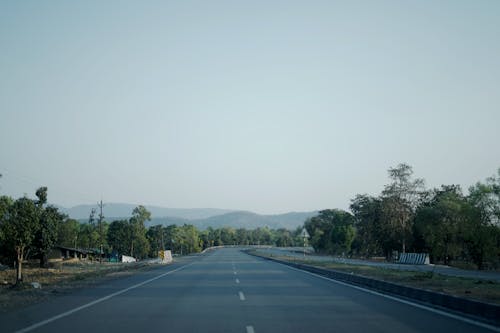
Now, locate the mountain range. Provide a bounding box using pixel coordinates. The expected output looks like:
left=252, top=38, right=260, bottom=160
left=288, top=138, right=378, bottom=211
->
left=57, top=203, right=317, bottom=230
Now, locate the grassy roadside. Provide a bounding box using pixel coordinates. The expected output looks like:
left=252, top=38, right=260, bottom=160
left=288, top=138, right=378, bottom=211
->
left=0, top=260, right=165, bottom=313
left=249, top=250, right=500, bottom=306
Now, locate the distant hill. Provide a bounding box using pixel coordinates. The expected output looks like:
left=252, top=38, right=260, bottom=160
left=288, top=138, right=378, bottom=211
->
left=146, top=211, right=317, bottom=230
left=58, top=203, right=234, bottom=220
left=59, top=203, right=317, bottom=230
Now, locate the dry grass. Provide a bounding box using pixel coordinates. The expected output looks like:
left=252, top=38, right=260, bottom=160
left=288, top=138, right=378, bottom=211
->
left=0, top=260, right=160, bottom=313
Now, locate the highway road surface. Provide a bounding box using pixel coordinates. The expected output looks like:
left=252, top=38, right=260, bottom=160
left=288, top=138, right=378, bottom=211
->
left=1, top=248, right=498, bottom=333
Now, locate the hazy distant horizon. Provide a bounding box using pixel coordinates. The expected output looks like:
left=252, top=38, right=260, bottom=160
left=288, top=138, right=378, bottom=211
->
left=1, top=1, right=499, bottom=215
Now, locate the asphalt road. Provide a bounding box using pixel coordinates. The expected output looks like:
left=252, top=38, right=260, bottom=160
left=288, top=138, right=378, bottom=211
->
left=1, top=248, right=498, bottom=333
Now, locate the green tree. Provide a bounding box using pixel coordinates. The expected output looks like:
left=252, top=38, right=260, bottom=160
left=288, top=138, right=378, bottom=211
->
left=381, top=163, right=425, bottom=254
left=220, top=227, right=236, bottom=245
left=235, top=228, right=250, bottom=246
left=413, top=185, right=467, bottom=265
left=464, top=171, right=500, bottom=269
left=468, top=169, right=500, bottom=225
left=129, top=206, right=151, bottom=258
left=35, top=205, right=64, bottom=267
left=2, top=197, right=39, bottom=284
left=253, top=227, right=273, bottom=245
left=33, top=187, right=64, bottom=267
left=164, top=224, right=180, bottom=252
left=0, top=195, right=14, bottom=265
left=350, top=194, right=385, bottom=257
left=199, top=230, right=209, bottom=249
left=274, top=228, right=293, bottom=247
left=180, top=224, right=201, bottom=254
left=304, top=209, right=355, bottom=255
left=147, top=225, right=165, bottom=257
left=107, top=219, right=132, bottom=255
left=57, top=218, right=80, bottom=248
left=78, top=223, right=99, bottom=249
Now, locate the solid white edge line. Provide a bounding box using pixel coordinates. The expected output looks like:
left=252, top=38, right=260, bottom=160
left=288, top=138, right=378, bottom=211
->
left=279, top=263, right=500, bottom=332
left=239, top=291, right=246, bottom=301
left=246, top=325, right=255, bottom=333
left=15, top=263, right=194, bottom=333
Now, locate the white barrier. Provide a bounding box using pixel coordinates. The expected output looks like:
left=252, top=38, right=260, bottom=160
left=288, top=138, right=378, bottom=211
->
left=121, top=255, right=136, bottom=263
left=397, top=253, right=429, bottom=265
left=158, top=250, right=173, bottom=263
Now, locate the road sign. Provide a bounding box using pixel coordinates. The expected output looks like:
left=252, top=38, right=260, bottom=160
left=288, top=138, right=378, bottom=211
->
left=301, top=229, right=310, bottom=239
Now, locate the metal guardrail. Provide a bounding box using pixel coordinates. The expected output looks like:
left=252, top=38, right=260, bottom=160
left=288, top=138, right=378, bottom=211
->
left=246, top=250, right=500, bottom=326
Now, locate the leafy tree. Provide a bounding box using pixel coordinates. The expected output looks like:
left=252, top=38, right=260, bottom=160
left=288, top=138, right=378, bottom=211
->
left=129, top=206, right=151, bottom=258
left=251, top=227, right=273, bottom=245
left=32, top=187, right=64, bottom=267
left=220, top=227, right=236, bottom=245
left=2, top=197, right=38, bottom=284
left=461, top=210, right=498, bottom=270
left=413, top=185, right=467, bottom=265
left=199, top=229, right=211, bottom=249
left=147, top=225, right=165, bottom=257
left=0, top=195, right=14, bottom=264
left=164, top=224, right=180, bottom=252
left=274, top=228, right=293, bottom=247
left=464, top=172, right=500, bottom=269
left=35, top=205, right=65, bottom=267
left=381, top=163, right=424, bottom=253
left=305, top=209, right=355, bottom=255
left=179, top=224, right=201, bottom=254
left=350, top=194, right=386, bottom=257
left=35, top=186, right=48, bottom=206
left=57, top=218, right=80, bottom=248
left=235, top=228, right=250, bottom=246
left=79, top=223, right=99, bottom=249
left=131, top=205, right=152, bottom=225
left=107, top=219, right=132, bottom=255
left=468, top=169, right=500, bottom=225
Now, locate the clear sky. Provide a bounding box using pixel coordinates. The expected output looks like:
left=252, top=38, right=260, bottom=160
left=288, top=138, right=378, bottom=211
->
left=1, top=1, right=499, bottom=214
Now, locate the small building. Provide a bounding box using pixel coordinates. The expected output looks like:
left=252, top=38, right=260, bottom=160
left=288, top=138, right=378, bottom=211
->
left=53, top=246, right=104, bottom=261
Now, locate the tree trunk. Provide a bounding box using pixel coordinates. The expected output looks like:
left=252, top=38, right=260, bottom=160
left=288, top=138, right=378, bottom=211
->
left=40, top=252, right=48, bottom=268
left=16, top=247, right=24, bottom=284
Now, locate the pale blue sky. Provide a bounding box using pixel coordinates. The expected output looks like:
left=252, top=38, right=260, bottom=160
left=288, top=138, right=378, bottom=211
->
left=1, top=1, right=499, bottom=214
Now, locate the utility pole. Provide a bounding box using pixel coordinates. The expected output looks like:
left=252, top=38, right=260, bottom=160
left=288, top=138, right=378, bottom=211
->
left=98, top=200, right=105, bottom=263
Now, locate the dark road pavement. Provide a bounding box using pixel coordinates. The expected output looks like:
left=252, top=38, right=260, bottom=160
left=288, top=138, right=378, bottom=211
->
left=1, top=248, right=498, bottom=333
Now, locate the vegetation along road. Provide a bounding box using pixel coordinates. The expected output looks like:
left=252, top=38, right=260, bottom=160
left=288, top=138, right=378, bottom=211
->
left=0, top=248, right=497, bottom=333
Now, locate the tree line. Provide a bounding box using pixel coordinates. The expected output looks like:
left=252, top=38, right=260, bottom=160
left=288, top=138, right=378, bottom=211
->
left=2, top=164, right=498, bottom=286
left=304, top=164, right=500, bottom=270
left=0, top=186, right=305, bottom=284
